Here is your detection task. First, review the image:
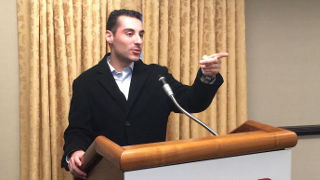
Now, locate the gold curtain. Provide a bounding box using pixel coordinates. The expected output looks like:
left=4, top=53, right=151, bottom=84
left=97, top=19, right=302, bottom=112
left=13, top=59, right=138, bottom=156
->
left=17, top=0, right=247, bottom=179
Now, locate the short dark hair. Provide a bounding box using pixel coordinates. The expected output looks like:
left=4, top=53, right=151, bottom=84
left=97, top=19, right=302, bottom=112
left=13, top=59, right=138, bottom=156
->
left=106, top=9, right=143, bottom=34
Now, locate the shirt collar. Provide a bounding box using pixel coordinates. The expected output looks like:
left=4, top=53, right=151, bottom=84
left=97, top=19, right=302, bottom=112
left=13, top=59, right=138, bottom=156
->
left=107, top=56, right=134, bottom=74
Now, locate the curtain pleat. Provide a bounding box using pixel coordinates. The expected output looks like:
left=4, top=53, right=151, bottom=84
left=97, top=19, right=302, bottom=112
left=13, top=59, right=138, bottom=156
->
left=17, top=0, right=247, bottom=179
left=235, top=0, right=248, bottom=127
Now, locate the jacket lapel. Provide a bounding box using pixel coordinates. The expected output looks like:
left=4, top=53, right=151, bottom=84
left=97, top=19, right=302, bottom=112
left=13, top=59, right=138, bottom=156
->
left=96, top=55, right=128, bottom=112
left=127, top=60, right=150, bottom=109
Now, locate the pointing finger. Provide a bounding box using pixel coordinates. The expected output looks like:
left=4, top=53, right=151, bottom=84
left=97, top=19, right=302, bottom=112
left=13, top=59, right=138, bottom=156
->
left=200, top=53, right=228, bottom=64
left=209, top=52, right=229, bottom=59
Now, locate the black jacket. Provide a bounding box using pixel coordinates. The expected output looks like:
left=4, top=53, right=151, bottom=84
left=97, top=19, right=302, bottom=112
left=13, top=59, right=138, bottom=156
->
left=61, top=54, right=223, bottom=170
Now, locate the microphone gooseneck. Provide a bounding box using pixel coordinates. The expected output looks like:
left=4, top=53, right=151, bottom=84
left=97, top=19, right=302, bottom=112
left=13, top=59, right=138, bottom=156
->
left=158, top=76, right=219, bottom=136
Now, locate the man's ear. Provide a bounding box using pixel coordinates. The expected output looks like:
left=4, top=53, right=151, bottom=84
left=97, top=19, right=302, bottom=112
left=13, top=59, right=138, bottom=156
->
left=106, top=30, right=114, bottom=44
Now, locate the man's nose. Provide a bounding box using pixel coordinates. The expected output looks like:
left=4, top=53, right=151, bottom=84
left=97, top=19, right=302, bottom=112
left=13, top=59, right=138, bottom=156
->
left=134, top=34, right=143, bottom=44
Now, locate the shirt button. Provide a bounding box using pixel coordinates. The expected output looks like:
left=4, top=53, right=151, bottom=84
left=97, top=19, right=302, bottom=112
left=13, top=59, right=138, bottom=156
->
left=124, top=121, right=131, bottom=127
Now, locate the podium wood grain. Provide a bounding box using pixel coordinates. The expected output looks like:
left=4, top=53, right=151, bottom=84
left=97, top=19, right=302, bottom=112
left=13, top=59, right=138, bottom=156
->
left=76, top=120, right=297, bottom=180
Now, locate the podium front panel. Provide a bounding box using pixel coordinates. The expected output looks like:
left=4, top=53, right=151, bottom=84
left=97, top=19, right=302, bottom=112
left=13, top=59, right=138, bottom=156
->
left=124, top=149, right=292, bottom=180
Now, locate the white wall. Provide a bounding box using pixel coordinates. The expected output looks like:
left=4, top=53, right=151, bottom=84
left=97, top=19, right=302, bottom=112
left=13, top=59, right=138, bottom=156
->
left=245, top=0, right=320, bottom=179
left=0, top=1, right=19, bottom=180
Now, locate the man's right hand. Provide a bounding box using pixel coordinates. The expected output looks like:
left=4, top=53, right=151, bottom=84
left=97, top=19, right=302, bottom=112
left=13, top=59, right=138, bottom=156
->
left=68, top=150, right=87, bottom=179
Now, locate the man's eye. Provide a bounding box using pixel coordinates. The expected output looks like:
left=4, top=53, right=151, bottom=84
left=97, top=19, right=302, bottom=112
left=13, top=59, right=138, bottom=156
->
left=127, top=32, right=133, bottom=36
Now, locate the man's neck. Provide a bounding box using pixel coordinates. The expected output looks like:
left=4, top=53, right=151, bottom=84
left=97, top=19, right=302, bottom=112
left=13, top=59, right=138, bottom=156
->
left=109, top=54, right=132, bottom=72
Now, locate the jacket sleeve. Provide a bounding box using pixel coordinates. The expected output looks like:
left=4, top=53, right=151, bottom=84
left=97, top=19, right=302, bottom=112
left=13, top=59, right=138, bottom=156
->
left=164, top=68, right=224, bottom=113
left=61, top=78, right=96, bottom=170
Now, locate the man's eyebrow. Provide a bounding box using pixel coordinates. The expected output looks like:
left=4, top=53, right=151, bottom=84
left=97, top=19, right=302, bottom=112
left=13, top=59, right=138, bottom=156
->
left=122, top=28, right=135, bottom=32
left=122, top=28, right=144, bottom=33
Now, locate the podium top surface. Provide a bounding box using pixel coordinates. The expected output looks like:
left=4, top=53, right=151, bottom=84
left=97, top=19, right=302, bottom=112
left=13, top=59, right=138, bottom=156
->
left=81, top=120, right=297, bottom=171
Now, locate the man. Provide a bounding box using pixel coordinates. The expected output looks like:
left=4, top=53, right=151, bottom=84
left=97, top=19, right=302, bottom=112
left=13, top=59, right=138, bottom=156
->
left=62, top=9, right=228, bottom=179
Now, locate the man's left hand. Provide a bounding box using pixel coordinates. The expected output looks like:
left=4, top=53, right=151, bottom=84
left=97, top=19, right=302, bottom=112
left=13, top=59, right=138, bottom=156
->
left=199, top=53, right=229, bottom=77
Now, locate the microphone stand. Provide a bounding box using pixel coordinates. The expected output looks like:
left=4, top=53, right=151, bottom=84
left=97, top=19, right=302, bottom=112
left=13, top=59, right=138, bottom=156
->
left=159, top=76, right=219, bottom=136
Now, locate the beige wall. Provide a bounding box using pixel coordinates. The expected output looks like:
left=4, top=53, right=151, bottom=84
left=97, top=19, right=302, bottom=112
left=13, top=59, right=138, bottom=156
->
left=246, top=0, right=320, bottom=179
left=0, top=1, right=19, bottom=180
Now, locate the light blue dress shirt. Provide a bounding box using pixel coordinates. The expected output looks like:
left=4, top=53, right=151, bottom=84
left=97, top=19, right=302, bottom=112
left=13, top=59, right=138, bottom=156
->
left=107, top=59, right=134, bottom=100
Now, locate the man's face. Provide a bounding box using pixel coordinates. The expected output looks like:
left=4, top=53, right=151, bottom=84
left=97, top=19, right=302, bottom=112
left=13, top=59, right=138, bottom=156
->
left=107, top=16, right=144, bottom=62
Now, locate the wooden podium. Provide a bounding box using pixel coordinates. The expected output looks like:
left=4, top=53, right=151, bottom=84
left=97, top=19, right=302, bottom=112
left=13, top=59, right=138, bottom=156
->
left=79, top=120, right=297, bottom=180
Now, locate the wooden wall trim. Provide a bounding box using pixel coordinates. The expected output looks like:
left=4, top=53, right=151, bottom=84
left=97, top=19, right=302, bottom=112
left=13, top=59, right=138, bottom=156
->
left=281, top=125, right=320, bottom=136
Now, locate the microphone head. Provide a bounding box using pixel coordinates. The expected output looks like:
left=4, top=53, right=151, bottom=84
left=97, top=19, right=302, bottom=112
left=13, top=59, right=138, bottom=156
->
left=158, top=75, right=167, bottom=84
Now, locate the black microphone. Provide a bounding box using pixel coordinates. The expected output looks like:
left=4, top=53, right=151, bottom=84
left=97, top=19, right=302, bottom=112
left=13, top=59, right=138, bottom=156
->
left=158, top=76, right=218, bottom=136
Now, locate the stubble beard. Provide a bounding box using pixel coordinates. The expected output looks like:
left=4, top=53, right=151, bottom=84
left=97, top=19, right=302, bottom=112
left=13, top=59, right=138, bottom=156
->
left=113, top=50, right=139, bottom=65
